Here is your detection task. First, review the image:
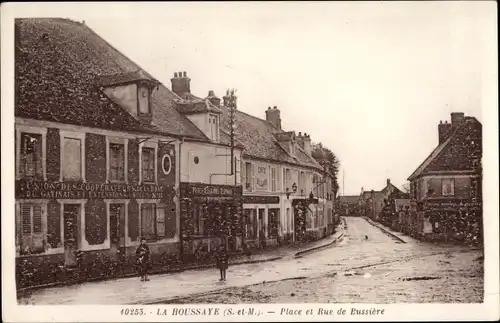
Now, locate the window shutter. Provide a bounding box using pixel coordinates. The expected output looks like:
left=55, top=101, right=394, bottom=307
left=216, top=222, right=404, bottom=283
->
left=241, top=161, right=246, bottom=188
left=156, top=206, right=165, bottom=238
left=31, top=205, right=45, bottom=253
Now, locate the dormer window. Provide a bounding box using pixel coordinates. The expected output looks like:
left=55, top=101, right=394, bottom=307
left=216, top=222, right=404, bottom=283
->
left=138, top=85, right=150, bottom=114
left=209, top=114, right=219, bottom=141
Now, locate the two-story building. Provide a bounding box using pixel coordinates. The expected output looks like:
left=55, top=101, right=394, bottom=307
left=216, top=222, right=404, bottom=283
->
left=359, top=179, right=405, bottom=221
left=407, top=112, right=482, bottom=243
left=168, top=73, right=245, bottom=259
left=219, top=105, right=335, bottom=247
left=14, top=18, right=215, bottom=287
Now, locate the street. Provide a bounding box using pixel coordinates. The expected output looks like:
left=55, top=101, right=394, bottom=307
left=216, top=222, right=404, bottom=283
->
left=18, top=217, right=483, bottom=305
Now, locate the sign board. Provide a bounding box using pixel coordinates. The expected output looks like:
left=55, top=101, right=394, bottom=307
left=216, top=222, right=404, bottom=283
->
left=180, top=182, right=242, bottom=198
left=16, top=180, right=168, bottom=199
left=254, top=165, right=268, bottom=191
left=242, top=195, right=280, bottom=205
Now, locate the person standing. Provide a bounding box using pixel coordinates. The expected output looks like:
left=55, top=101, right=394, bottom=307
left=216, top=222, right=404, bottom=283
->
left=215, top=244, right=229, bottom=281
left=136, top=237, right=150, bottom=281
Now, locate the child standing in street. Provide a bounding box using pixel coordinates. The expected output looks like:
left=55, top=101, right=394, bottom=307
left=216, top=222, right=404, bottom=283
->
left=215, top=244, right=229, bottom=281
left=136, top=237, right=150, bottom=281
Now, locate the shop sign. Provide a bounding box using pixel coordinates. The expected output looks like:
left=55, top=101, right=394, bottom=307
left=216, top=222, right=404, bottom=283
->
left=16, top=180, right=167, bottom=199
left=242, top=195, right=279, bottom=204
left=180, top=183, right=242, bottom=198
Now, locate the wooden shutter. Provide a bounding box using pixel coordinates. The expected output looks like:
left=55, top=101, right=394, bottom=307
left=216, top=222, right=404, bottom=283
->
left=20, top=204, right=32, bottom=253
left=156, top=206, right=165, bottom=239
left=31, top=205, right=45, bottom=253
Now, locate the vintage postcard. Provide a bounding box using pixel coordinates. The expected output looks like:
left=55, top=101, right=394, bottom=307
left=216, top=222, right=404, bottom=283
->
left=1, top=1, right=498, bottom=322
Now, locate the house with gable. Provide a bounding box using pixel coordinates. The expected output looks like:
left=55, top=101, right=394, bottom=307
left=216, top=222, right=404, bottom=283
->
left=359, top=179, right=406, bottom=221
left=407, top=112, right=482, bottom=243
left=14, top=18, right=241, bottom=288
left=219, top=105, right=336, bottom=247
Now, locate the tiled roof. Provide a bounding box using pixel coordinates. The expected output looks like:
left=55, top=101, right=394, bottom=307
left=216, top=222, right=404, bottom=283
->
left=219, top=105, right=322, bottom=170
left=407, top=117, right=481, bottom=180
left=339, top=195, right=359, bottom=204
left=15, top=18, right=207, bottom=140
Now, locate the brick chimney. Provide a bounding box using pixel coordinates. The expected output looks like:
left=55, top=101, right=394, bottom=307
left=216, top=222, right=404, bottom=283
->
left=438, top=120, right=453, bottom=144
left=451, top=112, right=465, bottom=127
left=207, top=90, right=221, bottom=107
left=297, top=132, right=312, bottom=155
left=266, top=106, right=281, bottom=130
left=171, top=71, right=191, bottom=95
left=386, top=178, right=391, bottom=186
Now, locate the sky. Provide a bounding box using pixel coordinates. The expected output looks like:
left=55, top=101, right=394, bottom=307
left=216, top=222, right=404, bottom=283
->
left=4, top=2, right=496, bottom=195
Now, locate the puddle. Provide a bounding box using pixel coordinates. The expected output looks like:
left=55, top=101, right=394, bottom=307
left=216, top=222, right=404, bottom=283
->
left=401, top=276, right=441, bottom=281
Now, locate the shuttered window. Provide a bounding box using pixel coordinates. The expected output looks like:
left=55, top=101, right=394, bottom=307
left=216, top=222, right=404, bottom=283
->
left=20, top=133, right=43, bottom=178
left=141, top=147, right=155, bottom=183
left=140, top=203, right=157, bottom=241
left=271, top=167, right=277, bottom=192
left=18, top=204, right=45, bottom=255
left=109, top=143, right=125, bottom=182
left=62, top=138, right=82, bottom=181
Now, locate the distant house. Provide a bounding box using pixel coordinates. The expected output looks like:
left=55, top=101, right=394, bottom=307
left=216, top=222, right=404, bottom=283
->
left=407, top=112, right=482, bottom=242
left=338, top=195, right=359, bottom=216
left=359, top=179, right=406, bottom=221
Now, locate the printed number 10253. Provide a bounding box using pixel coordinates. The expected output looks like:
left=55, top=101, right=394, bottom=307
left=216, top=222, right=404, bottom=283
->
left=121, top=308, right=145, bottom=316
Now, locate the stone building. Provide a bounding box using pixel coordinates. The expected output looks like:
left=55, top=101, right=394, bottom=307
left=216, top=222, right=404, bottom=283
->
left=407, top=112, right=482, bottom=243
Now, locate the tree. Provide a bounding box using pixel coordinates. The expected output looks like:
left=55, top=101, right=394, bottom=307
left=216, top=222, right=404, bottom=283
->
left=401, top=182, right=410, bottom=194
left=311, top=142, right=340, bottom=194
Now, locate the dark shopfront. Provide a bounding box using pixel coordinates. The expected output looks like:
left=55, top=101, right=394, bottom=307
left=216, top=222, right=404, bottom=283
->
left=179, top=183, right=243, bottom=262
left=421, top=199, right=482, bottom=244
left=293, top=197, right=319, bottom=243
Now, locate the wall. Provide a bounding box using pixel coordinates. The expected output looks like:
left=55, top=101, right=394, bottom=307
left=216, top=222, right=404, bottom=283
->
left=186, top=114, right=210, bottom=139
left=418, top=175, right=476, bottom=200
left=103, top=84, right=138, bottom=118
left=181, top=141, right=242, bottom=185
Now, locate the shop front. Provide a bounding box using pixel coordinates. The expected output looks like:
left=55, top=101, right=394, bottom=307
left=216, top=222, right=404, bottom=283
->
left=293, top=197, right=319, bottom=243
left=241, top=195, right=280, bottom=249
left=179, top=183, right=243, bottom=262
left=420, top=198, right=482, bottom=244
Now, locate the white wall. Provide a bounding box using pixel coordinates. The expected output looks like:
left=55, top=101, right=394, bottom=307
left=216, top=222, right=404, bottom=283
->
left=186, top=114, right=209, bottom=138
left=181, top=141, right=242, bottom=185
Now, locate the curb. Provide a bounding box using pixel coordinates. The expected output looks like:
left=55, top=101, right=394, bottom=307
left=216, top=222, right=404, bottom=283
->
left=293, top=218, right=347, bottom=258
left=362, top=217, right=406, bottom=243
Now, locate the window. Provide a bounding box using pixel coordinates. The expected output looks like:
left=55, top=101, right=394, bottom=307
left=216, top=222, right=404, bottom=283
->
left=271, top=167, right=277, bottom=192
left=141, top=203, right=157, bottom=241
left=141, top=147, right=155, bottom=183
left=63, top=138, right=82, bottom=181
left=243, top=209, right=257, bottom=240
left=17, top=204, right=45, bottom=255
left=109, top=203, right=124, bottom=244
left=109, top=143, right=125, bottom=182
left=193, top=205, right=208, bottom=236
left=138, top=86, right=150, bottom=114
left=19, top=133, right=43, bottom=179
left=244, top=162, right=252, bottom=191
left=442, top=178, right=455, bottom=196
left=284, top=168, right=291, bottom=192
left=209, top=114, right=219, bottom=141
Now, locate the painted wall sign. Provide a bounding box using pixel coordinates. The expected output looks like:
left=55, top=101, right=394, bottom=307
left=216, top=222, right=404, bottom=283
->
left=254, top=165, right=268, bottom=191
left=242, top=195, right=280, bottom=205
left=424, top=199, right=481, bottom=209
left=180, top=182, right=242, bottom=198
left=16, top=180, right=168, bottom=199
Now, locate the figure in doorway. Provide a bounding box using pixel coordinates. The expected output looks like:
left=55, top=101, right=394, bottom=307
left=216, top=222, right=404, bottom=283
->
left=136, top=237, right=151, bottom=281
left=215, top=244, right=229, bottom=281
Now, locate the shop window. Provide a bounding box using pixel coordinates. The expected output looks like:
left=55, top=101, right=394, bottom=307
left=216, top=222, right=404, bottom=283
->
left=19, top=133, right=43, bottom=179
left=442, top=179, right=455, bottom=196
left=193, top=205, right=208, bottom=236
left=62, top=137, right=83, bottom=181
left=244, top=209, right=257, bottom=240
left=141, top=147, right=155, bottom=183
left=109, top=143, right=125, bottom=182
left=17, top=203, right=45, bottom=255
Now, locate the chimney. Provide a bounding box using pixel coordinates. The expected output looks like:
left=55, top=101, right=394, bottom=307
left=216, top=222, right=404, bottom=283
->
left=207, top=90, right=221, bottom=107
left=265, top=106, right=281, bottom=130
left=387, top=178, right=391, bottom=186
left=438, top=120, right=453, bottom=144
left=451, top=112, right=465, bottom=127
left=297, top=132, right=312, bottom=155
left=171, top=71, right=191, bottom=95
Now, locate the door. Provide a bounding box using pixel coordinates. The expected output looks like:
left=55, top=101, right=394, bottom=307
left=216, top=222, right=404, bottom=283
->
left=109, top=203, right=125, bottom=259
left=258, top=209, right=265, bottom=243
left=63, top=204, right=80, bottom=267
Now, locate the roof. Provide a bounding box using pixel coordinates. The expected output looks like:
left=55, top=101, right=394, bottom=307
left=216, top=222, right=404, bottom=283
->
left=339, top=195, right=359, bottom=204
left=219, top=106, right=322, bottom=170
left=15, top=18, right=207, bottom=140
left=175, top=99, right=222, bottom=115
left=407, top=116, right=481, bottom=180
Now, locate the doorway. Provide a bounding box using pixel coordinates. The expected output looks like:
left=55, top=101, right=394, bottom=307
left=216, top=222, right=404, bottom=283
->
left=63, top=204, right=81, bottom=267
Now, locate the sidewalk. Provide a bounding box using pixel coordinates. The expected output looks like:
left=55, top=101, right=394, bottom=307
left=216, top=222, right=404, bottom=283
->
left=18, top=220, right=346, bottom=304
left=362, top=216, right=410, bottom=243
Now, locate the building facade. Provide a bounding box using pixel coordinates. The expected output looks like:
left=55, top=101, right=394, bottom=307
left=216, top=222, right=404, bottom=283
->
left=407, top=112, right=482, bottom=243
left=358, top=179, right=405, bottom=221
